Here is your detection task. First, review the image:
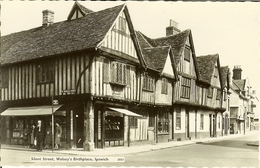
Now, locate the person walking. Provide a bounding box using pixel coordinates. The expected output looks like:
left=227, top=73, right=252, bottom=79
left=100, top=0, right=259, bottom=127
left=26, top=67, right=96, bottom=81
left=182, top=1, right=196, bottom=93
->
left=44, top=121, right=52, bottom=149
left=54, top=122, right=62, bottom=149
left=34, top=120, right=45, bottom=152
left=30, top=124, right=36, bottom=148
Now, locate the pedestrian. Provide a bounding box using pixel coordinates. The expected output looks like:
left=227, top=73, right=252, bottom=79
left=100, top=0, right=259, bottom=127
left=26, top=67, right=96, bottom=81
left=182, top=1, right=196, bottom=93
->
left=30, top=124, right=36, bottom=148
left=54, top=122, right=62, bottom=149
left=44, top=121, right=52, bottom=149
left=23, top=124, right=30, bottom=148
left=34, top=120, right=45, bottom=152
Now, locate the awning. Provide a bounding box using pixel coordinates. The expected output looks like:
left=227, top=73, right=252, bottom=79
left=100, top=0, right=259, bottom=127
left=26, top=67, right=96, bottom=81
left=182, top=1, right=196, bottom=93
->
left=1, top=105, right=63, bottom=116
left=108, top=108, right=142, bottom=117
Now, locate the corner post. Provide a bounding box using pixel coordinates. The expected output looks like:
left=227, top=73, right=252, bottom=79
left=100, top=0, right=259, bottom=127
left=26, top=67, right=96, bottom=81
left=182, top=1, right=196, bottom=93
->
left=83, top=100, right=95, bottom=151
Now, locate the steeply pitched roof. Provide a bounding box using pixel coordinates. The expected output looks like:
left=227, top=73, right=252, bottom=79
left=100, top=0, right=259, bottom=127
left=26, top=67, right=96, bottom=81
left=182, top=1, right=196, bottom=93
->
left=142, top=46, right=170, bottom=71
left=196, top=54, right=219, bottom=84
left=76, top=1, right=94, bottom=15
left=1, top=4, right=124, bottom=65
left=67, top=1, right=94, bottom=20
left=152, top=29, right=190, bottom=65
left=233, top=79, right=246, bottom=91
left=220, top=66, right=229, bottom=87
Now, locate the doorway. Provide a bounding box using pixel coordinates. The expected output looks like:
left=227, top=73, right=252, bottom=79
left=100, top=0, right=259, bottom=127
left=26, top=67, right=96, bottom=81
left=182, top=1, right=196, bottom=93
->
left=185, top=109, right=189, bottom=139
left=74, top=105, right=84, bottom=148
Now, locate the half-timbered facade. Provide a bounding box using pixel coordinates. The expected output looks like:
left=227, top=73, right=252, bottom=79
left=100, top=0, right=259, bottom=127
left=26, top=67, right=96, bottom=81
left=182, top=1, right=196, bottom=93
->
left=3, top=2, right=248, bottom=151
left=196, top=54, right=225, bottom=138
left=0, top=2, right=148, bottom=151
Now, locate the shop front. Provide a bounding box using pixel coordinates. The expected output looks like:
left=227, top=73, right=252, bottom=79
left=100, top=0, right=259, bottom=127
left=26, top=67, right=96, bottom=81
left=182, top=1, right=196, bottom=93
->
left=94, top=102, right=141, bottom=149
left=0, top=105, right=67, bottom=148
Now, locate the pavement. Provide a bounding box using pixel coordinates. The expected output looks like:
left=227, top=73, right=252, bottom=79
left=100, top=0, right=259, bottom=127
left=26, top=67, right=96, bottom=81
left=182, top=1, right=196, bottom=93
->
left=1, top=131, right=258, bottom=156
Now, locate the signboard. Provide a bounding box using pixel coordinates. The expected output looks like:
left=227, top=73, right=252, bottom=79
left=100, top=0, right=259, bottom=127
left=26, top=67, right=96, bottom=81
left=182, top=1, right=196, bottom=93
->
left=62, top=90, right=76, bottom=94
left=105, top=111, right=123, bottom=117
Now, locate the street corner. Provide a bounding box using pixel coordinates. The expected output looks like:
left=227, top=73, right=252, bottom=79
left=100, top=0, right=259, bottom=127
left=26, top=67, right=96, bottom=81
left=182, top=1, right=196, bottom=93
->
left=247, top=141, right=259, bottom=146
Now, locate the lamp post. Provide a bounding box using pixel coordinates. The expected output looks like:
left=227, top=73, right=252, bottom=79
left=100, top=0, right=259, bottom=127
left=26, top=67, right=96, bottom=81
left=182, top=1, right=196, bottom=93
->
left=52, top=93, right=54, bottom=153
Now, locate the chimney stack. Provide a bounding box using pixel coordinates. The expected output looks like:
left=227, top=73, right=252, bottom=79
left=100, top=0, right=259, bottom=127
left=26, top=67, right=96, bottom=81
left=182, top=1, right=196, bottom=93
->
left=232, top=65, right=242, bottom=80
left=42, top=10, right=54, bottom=26
left=166, top=19, right=181, bottom=36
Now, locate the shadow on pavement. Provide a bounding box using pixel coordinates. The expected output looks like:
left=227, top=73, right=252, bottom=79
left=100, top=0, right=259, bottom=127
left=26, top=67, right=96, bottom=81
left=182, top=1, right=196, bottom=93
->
left=198, top=139, right=259, bottom=151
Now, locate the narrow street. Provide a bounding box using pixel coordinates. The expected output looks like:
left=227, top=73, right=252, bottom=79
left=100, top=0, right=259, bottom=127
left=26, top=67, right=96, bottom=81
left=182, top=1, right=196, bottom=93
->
left=1, top=131, right=258, bottom=167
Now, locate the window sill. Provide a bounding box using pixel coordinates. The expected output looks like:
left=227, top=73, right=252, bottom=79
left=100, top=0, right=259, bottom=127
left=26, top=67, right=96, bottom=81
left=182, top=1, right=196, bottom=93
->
left=157, top=132, right=169, bottom=135
left=110, top=82, right=126, bottom=87
left=142, top=88, right=154, bottom=92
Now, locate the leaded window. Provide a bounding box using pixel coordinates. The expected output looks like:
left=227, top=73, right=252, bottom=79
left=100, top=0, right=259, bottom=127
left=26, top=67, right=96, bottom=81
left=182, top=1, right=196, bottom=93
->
left=103, top=58, right=110, bottom=83
left=207, top=87, right=213, bottom=98
left=36, top=60, right=54, bottom=83
left=181, top=77, right=191, bottom=99
left=143, top=73, right=154, bottom=92
left=184, top=47, right=190, bottom=62
left=216, top=89, right=221, bottom=100
left=161, top=78, right=168, bottom=94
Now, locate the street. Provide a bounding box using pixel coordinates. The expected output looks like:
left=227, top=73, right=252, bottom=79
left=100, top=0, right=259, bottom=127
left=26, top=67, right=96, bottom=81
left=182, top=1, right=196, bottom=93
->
left=1, top=131, right=259, bottom=167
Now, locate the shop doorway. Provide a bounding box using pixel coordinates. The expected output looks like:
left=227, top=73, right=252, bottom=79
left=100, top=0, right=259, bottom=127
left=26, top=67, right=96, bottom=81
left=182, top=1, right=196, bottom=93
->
left=74, top=107, right=84, bottom=148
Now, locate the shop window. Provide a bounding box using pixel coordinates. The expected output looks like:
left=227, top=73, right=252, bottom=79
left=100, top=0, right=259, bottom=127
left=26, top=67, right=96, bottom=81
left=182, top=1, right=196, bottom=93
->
left=129, top=116, right=138, bottom=128
left=216, top=89, right=221, bottom=100
left=176, top=107, right=181, bottom=130
left=143, top=73, right=154, bottom=92
left=161, top=78, right=168, bottom=94
left=158, top=110, right=169, bottom=134
left=0, top=67, right=8, bottom=88
left=181, top=77, right=191, bottom=99
left=207, top=87, right=213, bottom=98
left=36, top=60, right=54, bottom=83
left=200, top=114, right=204, bottom=130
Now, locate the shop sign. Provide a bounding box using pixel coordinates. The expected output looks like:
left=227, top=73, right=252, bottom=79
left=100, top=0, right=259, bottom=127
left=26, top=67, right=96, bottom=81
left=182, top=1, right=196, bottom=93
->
left=98, top=111, right=101, bottom=140
left=105, top=111, right=123, bottom=117
left=62, top=90, right=76, bottom=94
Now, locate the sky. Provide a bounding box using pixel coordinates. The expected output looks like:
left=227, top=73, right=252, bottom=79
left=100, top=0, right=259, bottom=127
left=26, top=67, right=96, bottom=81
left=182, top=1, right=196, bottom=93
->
left=1, top=1, right=260, bottom=100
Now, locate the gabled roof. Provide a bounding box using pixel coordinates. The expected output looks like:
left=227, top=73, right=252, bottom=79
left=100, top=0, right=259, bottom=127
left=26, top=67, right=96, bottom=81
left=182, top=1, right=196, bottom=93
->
left=220, top=66, right=229, bottom=88
left=142, top=46, right=170, bottom=71
left=135, top=31, right=178, bottom=79
left=1, top=4, right=125, bottom=65
left=67, top=1, right=94, bottom=20
left=138, top=29, right=201, bottom=81
left=233, top=79, right=246, bottom=91
left=143, top=30, right=190, bottom=65
left=196, top=54, right=219, bottom=84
